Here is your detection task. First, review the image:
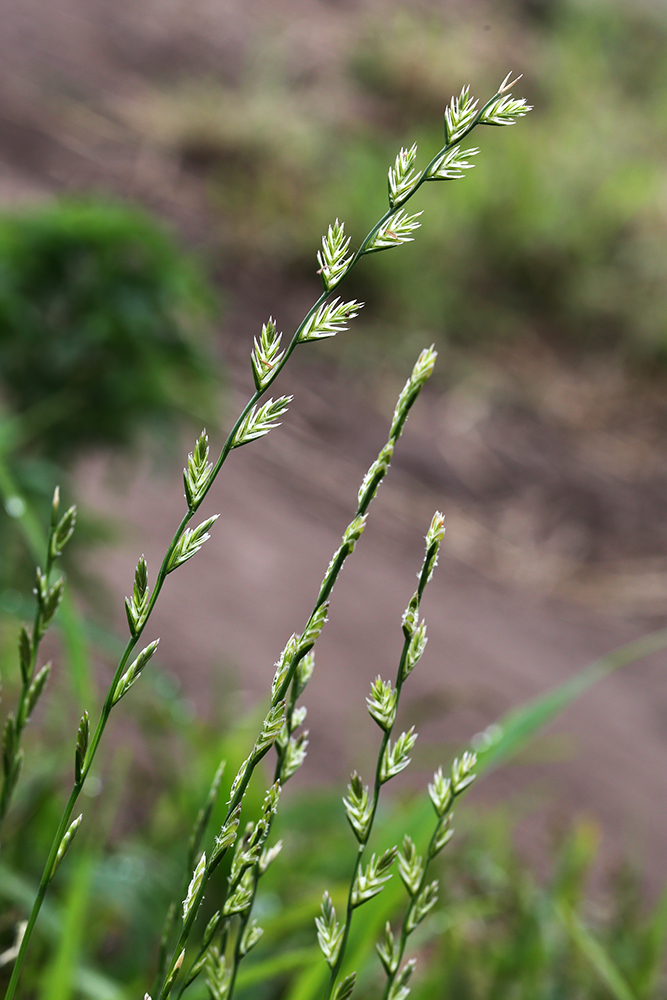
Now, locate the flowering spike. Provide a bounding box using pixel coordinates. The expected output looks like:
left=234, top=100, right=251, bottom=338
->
left=403, top=622, right=427, bottom=679
left=51, top=814, right=83, bottom=879
left=428, top=767, right=453, bottom=817
left=334, top=974, right=356, bottom=1000
left=479, top=93, right=532, bottom=126
left=184, top=430, right=213, bottom=509
left=377, top=922, right=400, bottom=975
left=366, top=677, right=397, bottom=731
left=112, top=640, right=159, bottom=704
left=316, top=891, right=345, bottom=967
left=388, top=143, right=419, bottom=208
left=317, top=219, right=353, bottom=291
left=299, top=298, right=363, bottom=342
left=451, top=750, right=477, bottom=794
left=406, top=881, right=439, bottom=932
left=125, top=554, right=149, bottom=635
left=232, top=397, right=292, bottom=447
left=397, top=835, right=424, bottom=897
left=251, top=318, right=285, bottom=390
left=51, top=503, right=77, bottom=559
left=444, top=85, right=480, bottom=143
left=74, top=711, right=89, bottom=784
left=366, top=210, right=422, bottom=253
left=380, top=728, right=417, bottom=783
left=427, top=146, right=479, bottom=181
left=358, top=442, right=394, bottom=510
left=343, top=771, right=373, bottom=842
left=352, top=847, right=397, bottom=906
left=182, top=852, right=206, bottom=922
left=390, top=346, right=437, bottom=440
left=282, top=732, right=309, bottom=781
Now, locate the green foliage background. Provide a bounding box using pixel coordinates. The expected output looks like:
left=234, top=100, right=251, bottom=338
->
left=0, top=198, right=219, bottom=600
left=0, top=200, right=217, bottom=461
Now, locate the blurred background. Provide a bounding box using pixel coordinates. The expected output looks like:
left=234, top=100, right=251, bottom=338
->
left=1, top=0, right=667, bottom=996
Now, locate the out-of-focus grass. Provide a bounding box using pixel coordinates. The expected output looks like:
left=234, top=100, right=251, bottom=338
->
left=2, top=608, right=666, bottom=998
left=4, top=719, right=666, bottom=1000
left=0, top=199, right=219, bottom=462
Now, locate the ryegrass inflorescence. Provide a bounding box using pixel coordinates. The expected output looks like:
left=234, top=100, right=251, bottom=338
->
left=1, top=75, right=531, bottom=1000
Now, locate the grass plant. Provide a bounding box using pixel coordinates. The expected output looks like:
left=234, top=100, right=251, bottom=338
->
left=0, top=488, right=75, bottom=833
left=2, top=71, right=662, bottom=1000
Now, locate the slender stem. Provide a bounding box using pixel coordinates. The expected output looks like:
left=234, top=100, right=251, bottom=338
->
left=381, top=810, right=444, bottom=1000
left=323, top=635, right=411, bottom=1000
left=152, top=179, right=421, bottom=1000
left=164, top=83, right=510, bottom=1000
left=153, top=903, right=177, bottom=1000
left=7, top=275, right=327, bottom=992
left=159, top=878, right=209, bottom=1000
left=4, top=784, right=80, bottom=997
left=226, top=867, right=259, bottom=1000
left=0, top=509, right=56, bottom=836
left=4, top=532, right=193, bottom=995
left=324, top=848, right=365, bottom=1000
left=324, top=505, right=444, bottom=1000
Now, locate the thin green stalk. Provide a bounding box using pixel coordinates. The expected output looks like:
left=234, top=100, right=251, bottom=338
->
left=380, top=798, right=452, bottom=1000
left=0, top=486, right=76, bottom=841
left=323, top=636, right=410, bottom=1000
left=0, top=460, right=94, bottom=712
left=5, top=519, right=185, bottom=992
left=0, top=540, right=52, bottom=830
left=156, top=605, right=326, bottom=995
left=5, top=279, right=334, bottom=997
left=154, top=762, right=226, bottom=997
left=324, top=517, right=443, bottom=1000
left=226, top=867, right=260, bottom=1000
left=149, top=149, right=450, bottom=1000
left=4, top=784, right=80, bottom=996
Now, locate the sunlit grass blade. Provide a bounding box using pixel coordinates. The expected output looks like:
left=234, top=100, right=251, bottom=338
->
left=474, top=627, right=667, bottom=774
left=0, top=865, right=124, bottom=1000
left=39, top=852, right=93, bottom=1000
left=235, top=947, right=321, bottom=992
left=556, top=901, right=638, bottom=1000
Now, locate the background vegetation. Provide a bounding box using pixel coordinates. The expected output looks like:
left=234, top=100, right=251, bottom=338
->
left=0, top=199, right=218, bottom=600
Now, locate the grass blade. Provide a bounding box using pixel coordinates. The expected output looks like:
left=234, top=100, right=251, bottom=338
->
left=475, top=628, right=667, bottom=774
left=39, top=852, right=94, bottom=1000
left=556, top=901, right=638, bottom=1000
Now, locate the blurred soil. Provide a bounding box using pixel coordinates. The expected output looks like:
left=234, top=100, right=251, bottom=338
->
left=2, top=0, right=667, bottom=881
